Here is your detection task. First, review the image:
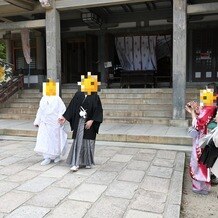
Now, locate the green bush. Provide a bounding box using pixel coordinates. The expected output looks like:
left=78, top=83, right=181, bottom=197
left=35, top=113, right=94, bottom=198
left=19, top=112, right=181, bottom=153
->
left=0, top=42, right=6, bottom=60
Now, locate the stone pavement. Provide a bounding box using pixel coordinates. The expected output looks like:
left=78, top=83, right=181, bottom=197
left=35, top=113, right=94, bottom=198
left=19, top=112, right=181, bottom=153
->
left=0, top=137, right=186, bottom=218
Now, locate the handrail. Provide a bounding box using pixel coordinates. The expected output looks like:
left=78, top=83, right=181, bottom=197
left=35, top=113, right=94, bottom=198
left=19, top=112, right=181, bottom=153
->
left=0, top=74, right=24, bottom=103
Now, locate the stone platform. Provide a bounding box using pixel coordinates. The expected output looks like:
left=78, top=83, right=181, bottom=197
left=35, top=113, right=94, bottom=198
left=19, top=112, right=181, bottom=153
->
left=0, top=119, right=192, bottom=146
left=0, top=137, right=186, bottom=218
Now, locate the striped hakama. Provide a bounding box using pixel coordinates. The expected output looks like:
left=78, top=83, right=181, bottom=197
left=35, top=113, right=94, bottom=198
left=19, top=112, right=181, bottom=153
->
left=66, top=118, right=95, bottom=167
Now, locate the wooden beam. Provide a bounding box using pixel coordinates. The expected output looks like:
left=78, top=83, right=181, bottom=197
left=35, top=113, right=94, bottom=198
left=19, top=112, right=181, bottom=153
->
left=55, top=0, right=155, bottom=10
left=187, top=3, right=218, bottom=15
left=5, top=0, right=35, bottom=11
left=0, top=19, right=45, bottom=31
left=105, top=9, right=172, bottom=23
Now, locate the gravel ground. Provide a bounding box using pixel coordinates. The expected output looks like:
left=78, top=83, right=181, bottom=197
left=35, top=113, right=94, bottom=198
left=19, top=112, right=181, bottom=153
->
left=181, top=155, right=218, bottom=218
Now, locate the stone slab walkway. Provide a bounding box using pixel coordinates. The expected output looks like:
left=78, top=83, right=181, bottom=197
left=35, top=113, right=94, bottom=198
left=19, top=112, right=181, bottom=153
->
left=0, top=138, right=185, bottom=218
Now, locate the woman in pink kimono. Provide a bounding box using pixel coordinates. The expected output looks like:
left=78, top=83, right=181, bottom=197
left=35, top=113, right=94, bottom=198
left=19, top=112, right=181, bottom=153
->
left=186, top=101, right=217, bottom=195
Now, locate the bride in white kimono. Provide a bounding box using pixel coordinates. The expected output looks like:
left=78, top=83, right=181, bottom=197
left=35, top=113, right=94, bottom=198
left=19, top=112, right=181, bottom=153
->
left=34, top=93, right=67, bottom=166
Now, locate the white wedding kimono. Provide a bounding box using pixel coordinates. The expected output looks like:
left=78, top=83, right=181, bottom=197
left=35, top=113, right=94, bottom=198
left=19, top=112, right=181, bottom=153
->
left=34, top=96, right=67, bottom=159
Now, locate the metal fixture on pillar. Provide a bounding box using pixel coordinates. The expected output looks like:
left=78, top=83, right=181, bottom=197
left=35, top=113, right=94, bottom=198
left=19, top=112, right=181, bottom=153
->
left=82, top=12, right=103, bottom=28
left=39, top=0, right=52, bottom=9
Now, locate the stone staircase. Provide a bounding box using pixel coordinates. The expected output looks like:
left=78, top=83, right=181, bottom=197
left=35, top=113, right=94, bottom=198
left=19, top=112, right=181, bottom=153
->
left=0, top=88, right=198, bottom=146
left=0, top=88, right=199, bottom=124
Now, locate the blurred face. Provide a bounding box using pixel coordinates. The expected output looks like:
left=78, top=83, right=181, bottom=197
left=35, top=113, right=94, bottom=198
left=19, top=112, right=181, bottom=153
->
left=78, top=72, right=101, bottom=95
left=42, top=79, right=59, bottom=96
left=200, top=89, right=216, bottom=106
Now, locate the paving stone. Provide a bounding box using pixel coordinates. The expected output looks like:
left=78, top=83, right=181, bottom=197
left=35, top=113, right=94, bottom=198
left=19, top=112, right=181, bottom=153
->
left=141, top=176, right=170, bottom=193
left=0, top=164, right=27, bottom=176
left=131, top=190, right=167, bottom=214
left=118, top=148, right=139, bottom=155
left=27, top=162, right=55, bottom=171
left=17, top=176, right=57, bottom=193
left=75, top=166, right=98, bottom=176
left=27, top=187, right=70, bottom=208
left=47, top=200, right=91, bottom=218
left=138, top=149, right=157, bottom=154
left=117, top=169, right=145, bottom=183
left=40, top=166, right=70, bottom=178
left=86, top=171, right=117, bottom=185
left=127, top=160, right=150, bottom=171
left=13, top=150, right=35, bottom=158
left=94, top=156, right=109, bottom=165
left=0, top=156, right=24, bottom=166
left=69, top=183, right=107, bottom=202
left=0, top=153, right=12, bottom=161
left=100, top=161, right=126, bottom=172
left=152, top=158, right=175, bottom=168
left=133, top=153, right=155, bottom=162
left=167, top=171, right=183, bottom=205
left=7, top=205, right=50, bottom=218
left=110, top=154, right=133, bottom=162
left=0, top=181, right=19, bottom=197
left=0, top=174, right=7, bottom=181
left=164, top=204, right=180, bottom=218
left=147, top=166, right=173, bottom=179
left=0, top=213, right=5, bottom=218
left=84, top=196, right=129, bottom=218
left=156, top=150, right=177, bottom=160
left=19, top=156, right=41, bottom=166
left=125, top=210, right=163, bottom=218
left=7, top=170, right=39, bottom=183
left=0, top=191, right=33, bottom=213
left=95, top=148, right=118, bottom=157
left=174, top=152, right=185, bottom=172
left=105, top=180, right=138, bottom=199
left=53, top=173, right=87, bottom=189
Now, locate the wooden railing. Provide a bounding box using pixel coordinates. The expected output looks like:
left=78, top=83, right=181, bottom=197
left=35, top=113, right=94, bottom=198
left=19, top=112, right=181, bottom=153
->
left=0, top=74, right=24, bottom=103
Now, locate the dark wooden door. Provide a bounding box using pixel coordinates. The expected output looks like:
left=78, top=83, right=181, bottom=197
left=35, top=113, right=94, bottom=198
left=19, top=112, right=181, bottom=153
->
left=85, top=34, right=98, bottom=73
left=192, top=29, right=218, bottom=82
left=62, top=39, right=86, bottom=83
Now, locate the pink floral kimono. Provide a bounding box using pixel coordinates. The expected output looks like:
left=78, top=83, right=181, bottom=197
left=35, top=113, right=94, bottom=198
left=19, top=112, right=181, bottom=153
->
left=190, top=106, right=217, bottom=192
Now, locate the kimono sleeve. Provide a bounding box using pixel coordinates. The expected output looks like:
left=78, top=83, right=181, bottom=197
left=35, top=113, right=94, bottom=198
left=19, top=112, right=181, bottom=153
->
left=195, top=106, right=217, bottom=132
left=92, top=95, right=103, bottom=123
left=33, top=98, right=43, bottom=126
left=63, top=95, right=77, bottom=131
left=91, top=95, right=103, bottom=134
left=57, top=97, right=66, bottom=119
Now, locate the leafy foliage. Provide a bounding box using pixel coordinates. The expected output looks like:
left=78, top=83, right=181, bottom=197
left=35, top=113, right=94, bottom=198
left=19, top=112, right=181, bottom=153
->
left=0, top=42, right=6, bottom=60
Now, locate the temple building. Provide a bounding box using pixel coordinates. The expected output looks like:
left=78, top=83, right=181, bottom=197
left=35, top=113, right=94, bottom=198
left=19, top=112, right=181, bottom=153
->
left=0, top=0, right=218, bottom=124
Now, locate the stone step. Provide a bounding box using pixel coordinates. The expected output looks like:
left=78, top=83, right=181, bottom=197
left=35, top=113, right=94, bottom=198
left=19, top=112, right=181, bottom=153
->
left=0, top=107, right=172, bottom=118
left=104, top=110, right=172, bottom=118
left=13, top=97, right=197, bottom=106
left=15, top=98, right=41, bottom=103
left=7, top=102, right=173, bottom=111
left=22, top=87, right=198, bottom=94
left=101, top=98, right=173, bottom=105
left=103, top=117, right=170, bottom=125
left=103, top=104, right=172, bottom=110
left=0, top=108, right=38, bottom=114
left=0, top=128, right=191, bottom=146
left=8, top=102, right=39, bottom=108
left=0, top=113, right=35, bottom=120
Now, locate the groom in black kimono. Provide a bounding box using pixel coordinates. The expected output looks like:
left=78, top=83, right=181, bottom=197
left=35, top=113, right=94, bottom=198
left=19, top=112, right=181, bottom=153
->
left=59, top=74, right=103, bottom=172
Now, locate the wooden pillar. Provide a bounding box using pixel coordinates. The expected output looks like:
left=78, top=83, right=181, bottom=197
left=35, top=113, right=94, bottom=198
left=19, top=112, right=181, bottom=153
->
left=45, top=7, right=61, bottom=83
left=36, top=33, right=45, bottom=71
left=4, top=32, right=12, bottom=64
left=98, top=32, right=106, bottom=84
left=171, top=0, right=188, bottom=126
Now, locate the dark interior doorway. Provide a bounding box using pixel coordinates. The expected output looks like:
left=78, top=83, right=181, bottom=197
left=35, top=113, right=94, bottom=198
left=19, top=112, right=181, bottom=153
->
left=192, top=29, right=218, bottom=82
left=62, top=34, right=98, bottom=83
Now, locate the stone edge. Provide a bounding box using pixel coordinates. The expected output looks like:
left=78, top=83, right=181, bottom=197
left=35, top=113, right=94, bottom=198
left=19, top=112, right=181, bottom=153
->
left=163, top=152, right=186, bottom=218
